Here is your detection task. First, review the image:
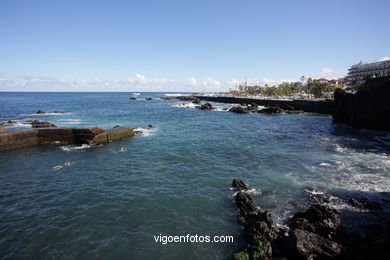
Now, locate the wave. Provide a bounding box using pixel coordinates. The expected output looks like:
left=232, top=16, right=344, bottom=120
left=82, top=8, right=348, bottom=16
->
left=134, top=127, right=158, bottom=137
left=165, top=93, right=184, bottom=97
left=60, top=144, right=92, bottom=151
left=2, top=122, right=31, bottom=128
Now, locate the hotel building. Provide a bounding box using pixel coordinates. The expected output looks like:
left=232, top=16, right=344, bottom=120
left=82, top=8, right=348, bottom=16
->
left=346, top=59, right=390, bottom=86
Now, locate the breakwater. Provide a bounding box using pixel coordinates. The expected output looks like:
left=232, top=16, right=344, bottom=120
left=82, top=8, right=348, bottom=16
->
left=194, top=96, right=334, bottom=114
left=0, top=126, right=138, bottom=151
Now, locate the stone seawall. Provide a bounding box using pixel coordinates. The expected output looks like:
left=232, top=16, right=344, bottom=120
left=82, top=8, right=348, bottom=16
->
left=0, top=127, right=138, bottom=152
left=194, top=96, right=334, bottom=114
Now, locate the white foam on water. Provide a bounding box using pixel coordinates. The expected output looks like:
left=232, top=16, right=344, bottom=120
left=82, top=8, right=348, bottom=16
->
left=245, top=188, right=262, bottom=196
left=134, top=127, right=158, bottom=137
left=60, top=144, right=92, bottom=151
left=2, top=122, right=31, bottom=128
left=165, top=93, right=184, bottom=97
left=172, top=102, right=197, bottom=108
left=319, top=162, right=331, bottom=167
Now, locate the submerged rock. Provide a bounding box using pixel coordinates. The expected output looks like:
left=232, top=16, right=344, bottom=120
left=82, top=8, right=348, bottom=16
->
left=129, top=97, right=137, bottom=100
left=145, top=97, right=153, bottom=100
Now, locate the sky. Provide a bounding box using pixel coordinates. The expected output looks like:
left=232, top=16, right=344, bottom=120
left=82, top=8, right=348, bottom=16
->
left=0, top=0, right=389, bottom=92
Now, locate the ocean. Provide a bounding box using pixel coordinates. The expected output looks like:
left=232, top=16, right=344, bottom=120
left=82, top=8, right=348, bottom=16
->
left=0, top=92, right=389, bottom=259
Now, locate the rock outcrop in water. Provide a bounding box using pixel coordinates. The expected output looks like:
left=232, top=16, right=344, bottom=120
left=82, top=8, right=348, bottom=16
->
left=333, top=77, right=390, bottom=130
left=232, top=179, right=390, bottom=259
left=0, top=126, right=140, bottom=152
left=31, top=120, right=57, bottom=128
left=195, top=102, right=214, bottom=110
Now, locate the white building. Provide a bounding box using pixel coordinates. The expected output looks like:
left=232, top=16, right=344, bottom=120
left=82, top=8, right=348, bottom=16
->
left=346, top=59, right=390, bottom=86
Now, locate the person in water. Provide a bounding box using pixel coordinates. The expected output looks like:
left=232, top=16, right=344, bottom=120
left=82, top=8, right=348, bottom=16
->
left=53, top=161, right=72, bottom=170
left=119, top=147, right=125, bottom=152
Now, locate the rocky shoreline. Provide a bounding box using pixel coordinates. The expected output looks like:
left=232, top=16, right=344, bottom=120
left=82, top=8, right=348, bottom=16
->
left=232, top=179, right=390, bottom=260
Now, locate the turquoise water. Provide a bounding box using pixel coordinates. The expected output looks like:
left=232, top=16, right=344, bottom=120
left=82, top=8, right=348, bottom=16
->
left=1, top=92, right=390, bottom=259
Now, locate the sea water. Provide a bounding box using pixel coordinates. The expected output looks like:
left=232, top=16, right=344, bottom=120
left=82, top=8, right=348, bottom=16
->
left=0, top=92, right=389, bottom=259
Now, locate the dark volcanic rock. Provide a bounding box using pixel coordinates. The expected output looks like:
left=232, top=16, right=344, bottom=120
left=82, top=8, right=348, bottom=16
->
left=349, top=198, right=383, bottom=211
left=175, top=95, right=197, bottom=101
left=195, top=103, right=214, bottom=110
left=229, top=106, right=249, bottom=114
left=192, top=97, right=201, bottom=104
left=333, top=77, right=390, bottom=130
left=36, top=110, right=45, bottom=114
left=145, top=97, right=153, bottom=100
left=232, top=178, right=248, bottom=190
left=290, top=204, right=341, bottom=240
left=31, top=120, right=57, bottom=128
left=278, top=104, right=295, bottom=110
left=129, top=97, right=136, bottom=100
left=291, top=229, right=343, bottom=259
left=258, top=107, right=283, bottom=114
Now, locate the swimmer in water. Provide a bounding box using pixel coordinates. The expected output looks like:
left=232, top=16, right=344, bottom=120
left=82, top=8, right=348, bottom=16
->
left=53, top=161, right=72, bottom=170
left=64, top=161, right=72, bottom=166
left=119, top=147, right=125, bottom=152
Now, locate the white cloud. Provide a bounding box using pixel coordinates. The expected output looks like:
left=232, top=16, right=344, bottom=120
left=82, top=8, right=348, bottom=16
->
left=320, top=68, right=335, bottom=77
left=0, top=74, right=301, bottom=92
left=187, top=77, right=198, bottom=86
left=378, top=56, right=390, bottom=62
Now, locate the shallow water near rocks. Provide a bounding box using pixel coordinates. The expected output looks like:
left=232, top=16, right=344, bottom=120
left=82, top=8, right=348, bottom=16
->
left=1, top=92, right=389, bottom=259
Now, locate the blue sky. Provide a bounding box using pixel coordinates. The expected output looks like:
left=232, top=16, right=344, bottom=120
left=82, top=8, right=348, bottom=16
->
left=0, top=0, right=389, bottom=91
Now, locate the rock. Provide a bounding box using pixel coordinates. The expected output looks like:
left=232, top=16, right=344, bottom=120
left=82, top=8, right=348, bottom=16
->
left=349, top=198, right=383, bottom=211
left=333, top=77, right=390, bottom=130
left=175, top=95, right=197, bottom=101
left=129, top=97, right=136, bottom=100
left=161, top=97, right=175, bottom=100
left=147, top=124, right=153, bottom=128
left=0, top=128, right=4, bottom=133
left=0, top=121, right=17, bottom=126
left=36, top=110, right=45, bottom=114
left=291, top=228, right=343, bottom=259
left=278, top=104, right=295, bottom=110
left=233, top=250, right=249, bottom=260
left=258, top=107, right=283, bottom=114
left=0, top=127, right=139, bottom=151
left=232, top=178, right=248, bottom=190
left=196, top=103, right=214, bottom=110
left=145, top=97, right=153, bottom=100
left=289, top=204, right=341, bottom=240
left=192, top=97, right=201, bottom=104
left=31, top=120, right=57, bottom=128
left=229, top=106, right=249, bottom=114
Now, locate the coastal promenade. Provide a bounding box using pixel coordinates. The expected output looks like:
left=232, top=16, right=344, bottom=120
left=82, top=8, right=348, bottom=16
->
left=194, top=96, right=334, bottom=114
